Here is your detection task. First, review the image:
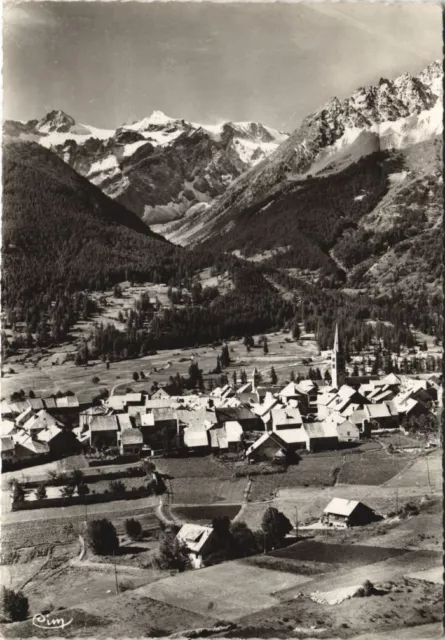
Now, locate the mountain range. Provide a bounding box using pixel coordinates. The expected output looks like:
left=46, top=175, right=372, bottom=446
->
left=4, top=110, right=287, bottom=225
left=3, top=60, right=442, bottom=311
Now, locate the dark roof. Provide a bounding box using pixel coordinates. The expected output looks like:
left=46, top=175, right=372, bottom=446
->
left=215, top=406, right=258, bottom=422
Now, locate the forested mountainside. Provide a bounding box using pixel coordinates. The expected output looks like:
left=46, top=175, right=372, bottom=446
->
left=2, top=139, right=198, bottom=306
left=4, top=110, right=288, bottom=226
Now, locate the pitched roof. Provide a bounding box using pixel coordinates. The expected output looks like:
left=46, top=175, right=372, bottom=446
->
left=14, top=431, right=50, bottom=454
left=177, top=524, right=214, bottom=553
left=245, top=431, right=286, bottom=456
left=37, top=424, right=63, bottom=443
left=1, top=436, right=15, bottom=452
left=55, top=395, right=80, bottom=408
left=382, top=373, right=402, bottom=386
left=215, top=406, right=257, bottom=422
left=365, top=403, right=391, bottom=419
left=224, top=420, right=244, bottom=443
left=350, top=409, right=367, bottom=425
left=278, top=382, right=300, bottom=397
left=152, top=407, right=177, bottom=422
left=271, top=406, right=303, bottom=427
left=274, top=428, right=308, bottom=445
left=16, top=407, right=34, bottom=425
left=90, top=415, right=119, bottom=432
left=121, top=428, right=143, bottom=445
left=0, top=419, right=16, bottom=436
left=183, top=429, right=209, bottom=449
left=324, top=497, right=360, bottom=516
left=117, top=414, right=134, bottom=432
left=208, top=428, right=228, bottom=450
left=304, top=422, right=338, bottom=439
left=176, top=408, right=217, bottom=431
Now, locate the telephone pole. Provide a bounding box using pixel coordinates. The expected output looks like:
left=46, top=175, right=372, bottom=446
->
left=295, top=506, right=299, bottom=540
left=112, top=551, right=119, bottom=595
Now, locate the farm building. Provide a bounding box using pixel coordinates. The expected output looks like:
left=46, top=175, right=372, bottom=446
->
left=215, top=406, right=263, bottom=432
left=120, top=428, right=144, bottom=455
left=1, top=436, right=15, bottom=460
left=245, top=431, right=287, bottom=462
left=304, top=422, right=339, bottom=452
left=182, top=428, right=210, bottom=454
left=176, top=523, right=217, bottom=569
left=364, top=403, right=399, bottom=429
left=38, top=424, right=81, bottom=457
left=271, top=406, right=303, bottom=431
left=335, top=419, right=361, bottom=443
left=150, top=388, right=172, bottom=400
left=89, top=415, right=119, bottom=448
left=323, top=498, right=379, bottom=528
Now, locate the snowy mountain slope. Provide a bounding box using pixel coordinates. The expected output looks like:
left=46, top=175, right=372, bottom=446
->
left=156, top=60, right=442, bottom=247
left=4, top=109, right=288, bottom=224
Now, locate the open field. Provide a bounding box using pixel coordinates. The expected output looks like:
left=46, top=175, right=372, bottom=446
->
left=272, top=541, right=409, bottom=567
left=169, top=477, right=246, bottom=504
left=170, top=504, right=241, bottom=524
left=1, top=331, right=322, bottom=404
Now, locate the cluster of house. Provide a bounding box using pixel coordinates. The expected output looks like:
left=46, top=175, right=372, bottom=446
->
left=175, top=497, right=380, bottom=569
left=1, top=328, right=440, bottom=464
left=0, top=396, right=83, bottom=461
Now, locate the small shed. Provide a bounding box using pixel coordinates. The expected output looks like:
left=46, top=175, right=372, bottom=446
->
left=323, top=498, right=378, bottom=528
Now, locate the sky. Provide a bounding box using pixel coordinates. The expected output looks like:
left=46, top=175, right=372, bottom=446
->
left=3, top=2, right=442, bottom=131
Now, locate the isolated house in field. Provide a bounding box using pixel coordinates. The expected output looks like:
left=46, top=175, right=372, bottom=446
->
left=245, top=431, right=288, bottom=462
left=120, top=428, right=144, bottom=455
left=304, top=422, right=339, bottom=452
left=323, top=498, right=379, bottom=528
left=176, top=523, right=217, bottom=569
left=89, top=415, right=119, bottom=448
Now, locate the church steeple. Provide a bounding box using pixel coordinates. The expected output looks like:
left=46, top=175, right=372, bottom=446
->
left=331, top=323, right=345, bottom=389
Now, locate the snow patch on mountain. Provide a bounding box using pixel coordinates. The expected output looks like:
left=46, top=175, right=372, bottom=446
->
left=122, top=140, right=151, bottom=157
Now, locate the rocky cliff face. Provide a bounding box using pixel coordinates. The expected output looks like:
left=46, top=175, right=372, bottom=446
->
left=155, top=61, right=442, bottom=246
left=4, top=110, right=288, bottom=225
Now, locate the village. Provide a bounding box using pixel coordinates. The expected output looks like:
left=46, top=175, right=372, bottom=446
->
left=1, top=326, right=441, bottom=472
left=0, top=325, right=442, bottom=637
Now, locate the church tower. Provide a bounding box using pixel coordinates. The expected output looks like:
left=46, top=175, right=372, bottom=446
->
left=331, top=324, right=346, bottom=389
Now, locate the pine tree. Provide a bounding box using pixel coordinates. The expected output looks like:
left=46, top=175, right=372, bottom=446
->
left=270, top=367, right=278, bottom=385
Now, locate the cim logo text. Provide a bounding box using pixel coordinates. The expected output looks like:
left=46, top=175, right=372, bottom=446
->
left=32, top=613, right=73, bottom=630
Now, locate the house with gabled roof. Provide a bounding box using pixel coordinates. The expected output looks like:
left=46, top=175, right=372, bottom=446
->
left=215, top=405, right=262, bottom=432
left=303, top=422, right=339, bottom=452
left=271, top=406, right=303, bottom=432
left=120, top=428, right=144, bottom=455
left=245, top=431, right=288, bottom=462
left=176, top=523, right=217, bottom=568
left=323, top=498, right=379, bottom=528
left=89, top=415, right=119, bottom=448
left=1, top=436, right=15, bottom=460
